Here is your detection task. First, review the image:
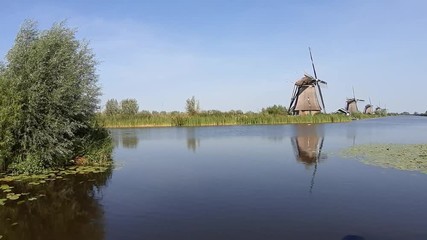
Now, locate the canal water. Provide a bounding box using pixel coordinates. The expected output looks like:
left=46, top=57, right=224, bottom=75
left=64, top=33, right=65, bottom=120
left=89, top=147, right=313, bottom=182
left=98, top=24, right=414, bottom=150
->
left=1, top=116, right=427, bottom=240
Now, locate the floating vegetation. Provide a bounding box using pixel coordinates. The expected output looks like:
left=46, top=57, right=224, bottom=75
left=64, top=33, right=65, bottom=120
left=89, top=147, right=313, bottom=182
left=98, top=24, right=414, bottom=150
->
left=342, top=144, right=427, bottom=174
left=0, top=165, right=111, bottom=206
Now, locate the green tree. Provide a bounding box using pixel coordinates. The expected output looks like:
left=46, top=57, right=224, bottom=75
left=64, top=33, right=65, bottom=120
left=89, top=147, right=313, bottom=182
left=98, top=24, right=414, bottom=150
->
left=104, top=98, right=120, bottom=115
left=0, top=20, right=111, bottom=173
left=186, top=96, right=200, bottom=115
left=120, top=98, right=139, bottom=115
left=261, top=105, right=288, bottom=115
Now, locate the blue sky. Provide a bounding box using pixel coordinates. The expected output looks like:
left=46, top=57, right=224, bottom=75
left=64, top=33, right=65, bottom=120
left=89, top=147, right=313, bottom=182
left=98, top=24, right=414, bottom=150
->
left=1, top=0, right=426, bottom=113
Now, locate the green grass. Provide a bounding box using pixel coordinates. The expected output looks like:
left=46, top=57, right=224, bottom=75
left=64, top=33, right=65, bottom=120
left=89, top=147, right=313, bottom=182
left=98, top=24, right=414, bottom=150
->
left=97, top=113, right=375, bottom=128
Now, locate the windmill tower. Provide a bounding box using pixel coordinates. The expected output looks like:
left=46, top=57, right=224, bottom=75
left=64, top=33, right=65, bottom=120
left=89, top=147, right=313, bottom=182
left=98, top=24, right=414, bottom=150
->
left=345, top=87, right=364, bottom=114
left=288, top=48, right=327, bottom=115
left=364, top=98, right=373, bottom=114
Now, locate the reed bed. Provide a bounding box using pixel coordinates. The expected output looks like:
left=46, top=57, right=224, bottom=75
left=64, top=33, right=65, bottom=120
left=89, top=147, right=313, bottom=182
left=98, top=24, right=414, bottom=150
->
left=98, top=113, right=363, bottom=128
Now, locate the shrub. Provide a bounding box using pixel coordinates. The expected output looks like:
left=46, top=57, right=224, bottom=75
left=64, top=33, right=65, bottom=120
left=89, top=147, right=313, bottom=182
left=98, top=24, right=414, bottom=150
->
left=0, top=20, right=112, bottom=174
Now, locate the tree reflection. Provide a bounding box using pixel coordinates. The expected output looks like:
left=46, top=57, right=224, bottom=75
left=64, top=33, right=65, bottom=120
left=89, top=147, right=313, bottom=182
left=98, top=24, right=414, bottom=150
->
left=121, top=130, right=139, bottom=149
left=0, top=168, right=112, bottom=240
left=291, top=124, right=327, bottom=193
left=186, top=127, right=200, bottom=152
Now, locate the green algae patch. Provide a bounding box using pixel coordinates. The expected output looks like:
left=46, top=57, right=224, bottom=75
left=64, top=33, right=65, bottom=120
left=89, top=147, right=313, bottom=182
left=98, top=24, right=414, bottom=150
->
left=342, top=144, right=427, bottom=174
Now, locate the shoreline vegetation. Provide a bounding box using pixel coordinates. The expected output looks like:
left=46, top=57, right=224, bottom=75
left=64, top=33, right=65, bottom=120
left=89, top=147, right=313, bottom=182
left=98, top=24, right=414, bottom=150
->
left=0, top=20, right=112, bottom=175
left=342, top=144, right=427, bottom=174
left=100, top=97, right=390, bottom=128
left=98, top=112, right=382, bottom=128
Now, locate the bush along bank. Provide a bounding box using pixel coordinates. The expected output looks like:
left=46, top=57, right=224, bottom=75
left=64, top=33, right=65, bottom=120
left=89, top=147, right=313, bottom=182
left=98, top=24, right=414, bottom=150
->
left=0, top=20, right=112, bottom=174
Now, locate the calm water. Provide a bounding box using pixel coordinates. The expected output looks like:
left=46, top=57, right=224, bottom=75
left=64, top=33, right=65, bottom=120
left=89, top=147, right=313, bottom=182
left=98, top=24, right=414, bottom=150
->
left=1, top=116, right=427, bottom=240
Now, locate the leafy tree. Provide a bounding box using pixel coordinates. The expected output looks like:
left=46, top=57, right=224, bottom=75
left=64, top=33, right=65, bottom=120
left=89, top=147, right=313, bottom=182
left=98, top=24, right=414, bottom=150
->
left=104, top=98, right=120, bottom=115
left=120, top=98, right=139, bottom=115
left=261, top=105, right=288, bottom=115
left=186, top=96, right=200, bottom=115
left=0, top=20, right=111, bottom=173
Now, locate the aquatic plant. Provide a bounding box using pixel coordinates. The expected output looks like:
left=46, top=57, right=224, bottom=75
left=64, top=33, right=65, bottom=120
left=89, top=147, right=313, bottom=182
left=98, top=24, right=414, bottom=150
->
left=342, top=144, right=427, bottom=174
left=0, top=165, right=112, bottom=239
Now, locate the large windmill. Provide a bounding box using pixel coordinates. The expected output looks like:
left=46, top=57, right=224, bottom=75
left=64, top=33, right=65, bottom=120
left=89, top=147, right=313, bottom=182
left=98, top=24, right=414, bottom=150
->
left=288, top=48, right=327, bottom=115
left=345, top=87, right=364, bottom=114
left=364, top=98, right=374, bottom=114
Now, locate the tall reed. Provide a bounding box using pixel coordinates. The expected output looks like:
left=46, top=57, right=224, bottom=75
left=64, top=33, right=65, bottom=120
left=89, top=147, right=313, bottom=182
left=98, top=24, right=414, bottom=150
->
left=98, top=113, right=361, bottom=128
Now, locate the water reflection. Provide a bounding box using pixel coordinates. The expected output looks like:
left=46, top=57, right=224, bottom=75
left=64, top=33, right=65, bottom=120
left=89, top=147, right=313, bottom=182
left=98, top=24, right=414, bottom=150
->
left=291, top=124, right=327, bottom=193
left=342, top=235, right=366, bottom=240
left=0, top=168, right=112, bottom=240
left=122, top=129, right=139, bottom=149
left=186, top=127, right=200, bottom=152
left=291, top=124, right=327, bottom=166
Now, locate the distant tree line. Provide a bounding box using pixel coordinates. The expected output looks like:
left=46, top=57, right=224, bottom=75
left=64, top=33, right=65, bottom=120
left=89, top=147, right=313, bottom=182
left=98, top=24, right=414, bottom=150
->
left=105, top=98, right=139, bottom=115
left=102, top=96, right=288, bottom=116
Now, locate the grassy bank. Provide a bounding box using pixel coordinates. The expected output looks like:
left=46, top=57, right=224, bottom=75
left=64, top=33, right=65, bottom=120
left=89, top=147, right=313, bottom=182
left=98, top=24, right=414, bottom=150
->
left=98, top=113, right=380, bottom=128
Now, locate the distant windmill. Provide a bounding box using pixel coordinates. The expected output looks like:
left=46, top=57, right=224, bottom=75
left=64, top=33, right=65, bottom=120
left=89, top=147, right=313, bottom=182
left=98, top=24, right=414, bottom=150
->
left=288, top=47, right=327, bottom=115
left=345, top=87, right=364, bottom=114
left=364, top=97, right=374, bottom=114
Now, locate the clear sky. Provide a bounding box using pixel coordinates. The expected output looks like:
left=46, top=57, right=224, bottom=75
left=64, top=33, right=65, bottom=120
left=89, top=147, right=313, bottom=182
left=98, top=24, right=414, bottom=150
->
left=1, top=0, right=426, bottom=113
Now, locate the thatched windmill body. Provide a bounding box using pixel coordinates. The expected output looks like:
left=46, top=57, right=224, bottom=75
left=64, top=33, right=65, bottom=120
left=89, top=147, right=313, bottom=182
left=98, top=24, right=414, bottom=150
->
left=364, top=98, right=373, bottom=114
left=288, top=48, right=327, bottom=115
left=346, top=87, right=364, bottom=114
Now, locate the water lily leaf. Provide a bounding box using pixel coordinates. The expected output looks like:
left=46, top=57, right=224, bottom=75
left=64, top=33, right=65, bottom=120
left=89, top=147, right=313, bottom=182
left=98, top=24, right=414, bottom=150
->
left=6, top=193, right=21, bottom=200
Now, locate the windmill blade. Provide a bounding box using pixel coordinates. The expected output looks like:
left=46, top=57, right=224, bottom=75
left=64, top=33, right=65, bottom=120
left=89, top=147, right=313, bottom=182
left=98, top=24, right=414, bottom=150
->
left=317, top=137, right=325, bottom=160
left=352, top=87, right=356, bottom=99
left=310, top=137, right=324, bottom=194
left=309, top=162, right=318, bottom=194
left=357, top=99, right=365, bottom=102
left=309, top=47, right=318, bottom=79
left=288, top=86, right=297, bottom=113
left=317, top=84, right=326, bottom=113
left=318, top=79, right=327, bottom=85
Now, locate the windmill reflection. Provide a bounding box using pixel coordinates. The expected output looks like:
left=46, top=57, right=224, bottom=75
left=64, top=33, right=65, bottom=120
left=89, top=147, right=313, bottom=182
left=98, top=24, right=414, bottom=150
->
left=291, top=124, right=327, bottom=193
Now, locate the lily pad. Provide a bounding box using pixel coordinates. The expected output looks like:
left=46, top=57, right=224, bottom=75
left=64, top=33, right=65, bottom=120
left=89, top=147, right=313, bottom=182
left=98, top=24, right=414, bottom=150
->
left=6, top=193, right=21, bottom=200
left=342, top=143, right=427, bottom=174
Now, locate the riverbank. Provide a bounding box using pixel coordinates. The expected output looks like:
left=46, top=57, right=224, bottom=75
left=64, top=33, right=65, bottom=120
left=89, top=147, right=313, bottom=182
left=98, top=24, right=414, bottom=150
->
left=99, top=113, right=381, bottom=128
